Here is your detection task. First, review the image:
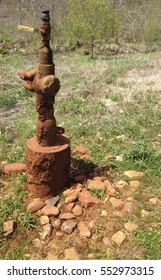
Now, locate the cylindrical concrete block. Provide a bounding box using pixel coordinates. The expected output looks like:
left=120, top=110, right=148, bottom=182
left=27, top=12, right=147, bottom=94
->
left=26, top=135, right=70, bottom=197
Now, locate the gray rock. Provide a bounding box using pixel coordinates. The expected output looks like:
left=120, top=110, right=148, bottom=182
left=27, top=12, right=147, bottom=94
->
left=61, top=220, right=77, bottom=234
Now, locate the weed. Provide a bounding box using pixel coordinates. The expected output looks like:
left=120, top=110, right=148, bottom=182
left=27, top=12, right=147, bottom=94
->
left=20, top=213, right=37, bottom=230
left=134, top=229, right=161, bottom=259
left=92, top=188, right=105, bottom=199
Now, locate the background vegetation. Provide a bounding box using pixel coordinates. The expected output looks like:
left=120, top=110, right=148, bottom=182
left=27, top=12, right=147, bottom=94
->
left=0, top=0, right=161, bottom=260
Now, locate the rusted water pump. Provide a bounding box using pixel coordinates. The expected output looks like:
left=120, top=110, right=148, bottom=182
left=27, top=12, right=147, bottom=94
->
left=18, top=11, right=70, bottom=197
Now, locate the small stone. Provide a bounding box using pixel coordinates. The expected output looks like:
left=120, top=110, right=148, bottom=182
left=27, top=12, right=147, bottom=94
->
left=124, top=222, right=138, bottom=232
left=93, top=176, right=103, bottom=182
left=103, top=237, right=113, bottom=246
left=104, top=155, right=116, bottom=160
left=94, top=167, right=102, bottom=173
left=63, top=184, right=82, bottom=197
left=123, top=202, right=135, bottom=213
left=41, top=224, right=53, bottom=240
left=78, top=188, right=100, bottom=208
left=48, top=196, right=60, bottom=206
left=127, top=197, right=133, bottom=202
left=61, top=220, right=77, bottom=234
left=3, top=220, right=16, bottom=236
left=87, top=179, right=105, bottom=191
left=111, top=231, right=126, bottom=246
left=73, top=145, right=91, bottom=159
left=141, top=209, right=149, bottom=217
left=65, top=202, right=75, bottom=211
left=47, top=252, right=58, bottom=260
left=41, top=205, right=59, bottom=217
left=74, top=175, right=86, bottom=183
left=106, top=247, right=115, bottom=258
left=88, top=220, right=96, bottom=230
left=51, top=219, right=61, bottom=229
left=26, top=199, right=45, bottom=214
left=39, top=215, right=49, bottom=226
left=92, top=234, right=102, bottom=242
left=130, top=181, right=141, bottom=188
left=72, top=205, right=83, bottom=216
left=104, top=180, right=116, bottom=195
left=65, top=193, right=78, bottom=204
left=1, top=160, right=7, bottom=166
left=87, top=253, right=95, bottom=259
left=113, top=211, right=124, bottom=218
left=115, top=180, right=128, bottom=189
left=57, top=201, right=65, bottom=210
left=64, top=247, right=80, bottom=260
left=124, top=170, right=144, bottom=178
left=149, top=197, right=158, bottom=205
left=33, top=238, right=42, bottom=248
left=55, top=231, right=64, bottom=237
left=116, top=155, right=123, bottom=161
left=101, top=210, right=108, bottom=216
left=109, top=197, right=124, bottom=208
left=3, top=162, right=26, bottom=174
left=59, top=212, right=76, bottom=220
left=78, top=221, right=91, bottom=238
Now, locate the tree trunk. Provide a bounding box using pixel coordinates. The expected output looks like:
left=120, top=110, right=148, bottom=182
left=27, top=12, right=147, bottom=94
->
left=91, top=36, right=94, bottom=59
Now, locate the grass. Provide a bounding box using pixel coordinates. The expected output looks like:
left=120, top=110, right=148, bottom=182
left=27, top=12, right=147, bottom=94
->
left=0, top=50, right=161, bottom=259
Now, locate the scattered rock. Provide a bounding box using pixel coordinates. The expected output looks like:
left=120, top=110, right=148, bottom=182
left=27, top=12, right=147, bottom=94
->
left=106, top=247, right=115, bottom=258
left=87, top=253, right=95, bottom=259
left=47, top=196, right=60, bottom=206
left=59, top=212, right=76, bottom=220
left=93, top=176, right=103, bottom=182
left=57, top=201, right=65, bottom=210
left=104, top=180, right=116, bottom=195
left=115, top=180, right=128, bottom=189
left=65, top=192, right=78, bottom=204
left=41, top=223, right=53, bottom=240
left=141, top=209, right=149, bottom=217
left=63, top=184, right=82, bottom=197
left=72, top=205, right=83, bottom=216
left=129, top=181, right=141, bottom=188
left=94, top=167, right=102, bottom=173
left=101, top=210, right=108, bottom=216
left=111, top=231, right=126, bottom=246
left=91, top=234, right=102, bottom=242
left=124, top=222, right=138, bottom=232
left=109, top=197, right=124, bottom=208
left=41, top=205, right=59, bottom=217
left=113, top=211, right=124, bottom=218
left=39, top=215, right=49, bottom=226
left=55, top=231, right=64, bottom=237
left=61, top=220, right=77, bottom=234
left=64, top=247, right=80, bottom=260
left=73, top=145, right=91, bottom=159
left=78, top=221, right=91, bottom=238
left=104, top=155, right=116, bottom=160
left=116, top=155, right=123, bottom=161
left=78, top=188, right=100, bottom=208
left=3, top=220, right=16, bottom=236
left=103, top=237, right=113, bottom=246
left=51, top=219, right=61, bottom=229
left=26, top=199, right=45, bottom=214
left=123, top=202, right=135, bottom=213
left=149, top=197, right=159, bottom=205
left=33, top=238, right=42, bottom=248
left=1, top=160, right=7, bottom=166
left=3, top=162, right=26, bottom=174
left=65, top=202, right=75, bottom=211
left=87, top=179, right=105, bottom=191
left=124, top=170, right=144, bottom=178
left=47, top=252, right=58, bottom=260
left=74, top=175, right=86, bottom=183
left=88, top=220, right=97, bottom=230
